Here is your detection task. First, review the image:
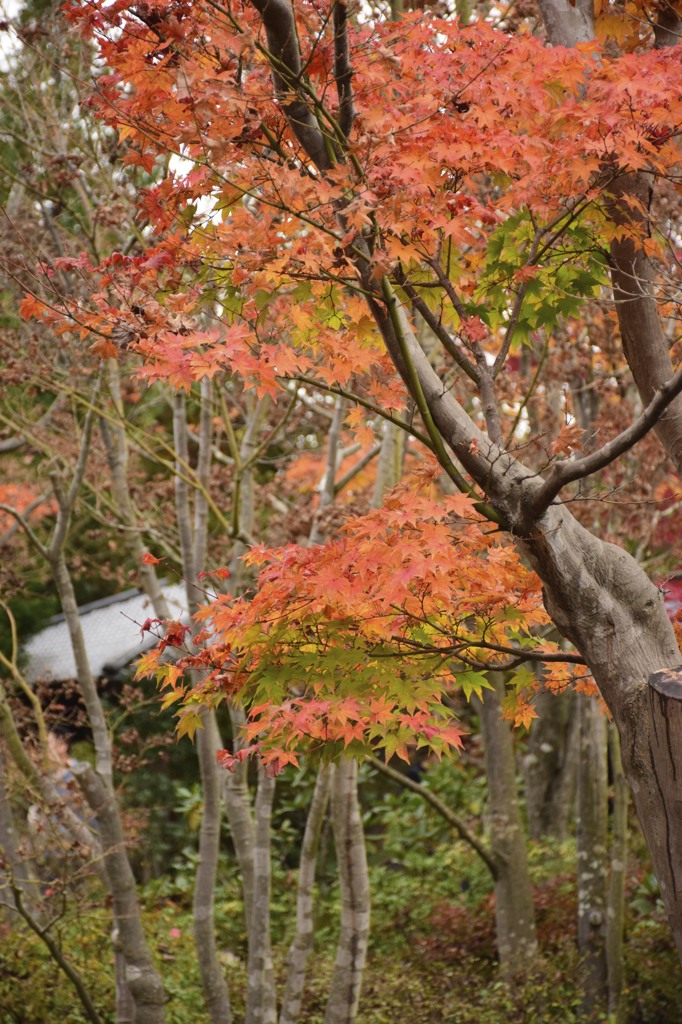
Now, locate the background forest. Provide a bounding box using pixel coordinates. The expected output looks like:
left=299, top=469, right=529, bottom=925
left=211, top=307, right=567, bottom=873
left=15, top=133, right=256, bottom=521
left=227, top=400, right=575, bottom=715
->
left=1, top=0, right=682, bottom=1022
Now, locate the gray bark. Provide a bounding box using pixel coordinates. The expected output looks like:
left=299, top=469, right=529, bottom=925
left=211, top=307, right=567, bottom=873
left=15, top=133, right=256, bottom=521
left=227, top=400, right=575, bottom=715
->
left=50, top=550, right=166, bottom=1021
left=223, top=705, right=256, bottom=929
left=15, top=398, right=167, bottom=1022
left=0, top=745, right=40, bottom=918
left=324, top=760, right=370, bottom=1024
left=577, top=696, right=608, bottom=1019
left=76, top=766, right=166, bottom=1023
left=524, top=688, right=578, bottom=841
left=173, top=387, right=232, bottom=1024
left=519, top=512, right=682, bottom=956
left=607, top=723, right=627, bottom=1023
left=536, top=0, right=594, bottom=45
left=222, top=386, right=260, bottom=925
left=309, top=397, right=345, bottom=545
left=478, top=674, right=537, bottom=969
left=538, top=0, right=682, bottom=475
left=194, top=713, right=232, bottom=1024
left=367, top=285, right=682, bottom=956
left=101, top=359, right=171, bottom=620
left=248, top=0, right=682, bottom=961
left=280, top=764, right=334, bottom=1024
left=249, top=0, right=333, bottom=171
left=245, top=770, right=277, bottom=1024
left=607, top=174, right=682, bottom=474
left=371, top=421, right=404, bottom=508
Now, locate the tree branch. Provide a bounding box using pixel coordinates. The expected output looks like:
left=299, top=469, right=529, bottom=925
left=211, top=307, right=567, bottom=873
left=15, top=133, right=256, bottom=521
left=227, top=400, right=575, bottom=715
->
left=397, top=273, right=478, bottom=383
left=365, top=755, right=498, bottom=879
left=527, top=363, right=682, bottom=521
left=10, top=883, right=104, bottom=1024
left=334, top=443, right=381, bottom=494
left=332, top=0, right=355, bottom=138
left=249, top=0, right=331, bottom=170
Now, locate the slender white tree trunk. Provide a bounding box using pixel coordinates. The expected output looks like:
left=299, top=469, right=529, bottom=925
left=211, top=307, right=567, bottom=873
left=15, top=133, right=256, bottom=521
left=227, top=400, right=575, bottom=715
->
left=280, top=764, right=334, bottom=1024
left=245, top=770, right=277, bottom=1024
left=50, top=550, right=165, bottom=1022
left=324, top=760, right=370, bottom=1024
left=607, top=724, right=627, bottom=1023
left=577, top=696, right=608, bottom=1019
left=174, top=385, right=232, bottom=1024
left=194, top=713, right=232, bottom=1024
left=224, top=707, right=256, bottom=926
left=478, top=674, right=537, bottom=969
left=77, top=767, right=166, bottom=1024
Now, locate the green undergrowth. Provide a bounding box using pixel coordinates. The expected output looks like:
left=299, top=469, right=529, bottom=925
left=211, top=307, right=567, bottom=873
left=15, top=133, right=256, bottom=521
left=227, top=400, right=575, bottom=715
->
left=2, top=844, right=682, bottom=1024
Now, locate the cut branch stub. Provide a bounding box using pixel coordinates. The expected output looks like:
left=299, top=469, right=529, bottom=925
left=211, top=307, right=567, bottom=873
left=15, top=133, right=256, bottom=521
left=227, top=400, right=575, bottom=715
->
left=649, top=666, right=682, bottom=701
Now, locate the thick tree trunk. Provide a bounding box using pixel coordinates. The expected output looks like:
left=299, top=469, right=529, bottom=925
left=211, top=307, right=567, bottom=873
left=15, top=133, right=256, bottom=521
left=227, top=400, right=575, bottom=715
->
left=519, top=507, right=682, bottom=956
left=324, top=760, right=370, bottom=1024
left=636, top=668, right=682, bottom=953
left=478, top=674, right=537, bottom=969
left=577, top=696, right=608, bottom=1019
left=247, top=0, right=682, bottom=967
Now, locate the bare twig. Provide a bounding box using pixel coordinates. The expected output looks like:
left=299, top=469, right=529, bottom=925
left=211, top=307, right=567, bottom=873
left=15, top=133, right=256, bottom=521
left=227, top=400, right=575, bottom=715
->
left=366, top=755, right=498, bottom=879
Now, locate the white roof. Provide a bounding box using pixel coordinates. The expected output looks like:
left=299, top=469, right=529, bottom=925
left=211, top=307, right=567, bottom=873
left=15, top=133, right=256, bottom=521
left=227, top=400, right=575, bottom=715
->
left=23, top=585, right=189, bottom=683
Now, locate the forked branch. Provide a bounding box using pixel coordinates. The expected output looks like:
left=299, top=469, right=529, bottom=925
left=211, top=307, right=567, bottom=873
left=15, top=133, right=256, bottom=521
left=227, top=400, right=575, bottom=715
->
left=527, top=363, right=682, bottom=522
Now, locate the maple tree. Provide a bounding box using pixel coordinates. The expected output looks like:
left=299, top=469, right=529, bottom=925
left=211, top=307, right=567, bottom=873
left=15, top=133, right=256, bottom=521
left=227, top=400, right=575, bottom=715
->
left=13, top=0, right=682, bottom=971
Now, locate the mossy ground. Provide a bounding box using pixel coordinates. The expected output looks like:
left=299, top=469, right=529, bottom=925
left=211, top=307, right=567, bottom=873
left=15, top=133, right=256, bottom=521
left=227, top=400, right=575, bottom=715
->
left=2, top=846, right=681, bottom=1024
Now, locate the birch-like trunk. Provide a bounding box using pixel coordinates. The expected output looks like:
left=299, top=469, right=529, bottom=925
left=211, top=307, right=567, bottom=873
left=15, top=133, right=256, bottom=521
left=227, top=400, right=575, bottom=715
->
left=478, top=674, right=537, bottom=969
left=224, top=706, right=255, bottom=928
left=324, top=760, right=370, bottom=1024
left=50, top=550, right=166, bottom=1022
left=606, top=724, right=627, bottom=1023
left=280, top=764, right=334, bottom=1024
left=194, top=713, right=232, bottom=1024
left=245, top=770, right=277, bottom=1024
left=49, top=552, right=165, bottom=1022
left=173, top=386, right=232, bottom=1024
left=76, top=766, right=166, bottom=1023
left=577, top=696, right=608, bottom=1018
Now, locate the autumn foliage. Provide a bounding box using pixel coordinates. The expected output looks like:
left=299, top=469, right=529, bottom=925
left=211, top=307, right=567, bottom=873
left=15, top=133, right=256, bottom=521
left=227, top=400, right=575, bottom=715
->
left=21, top=0, right=682, bottom=766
